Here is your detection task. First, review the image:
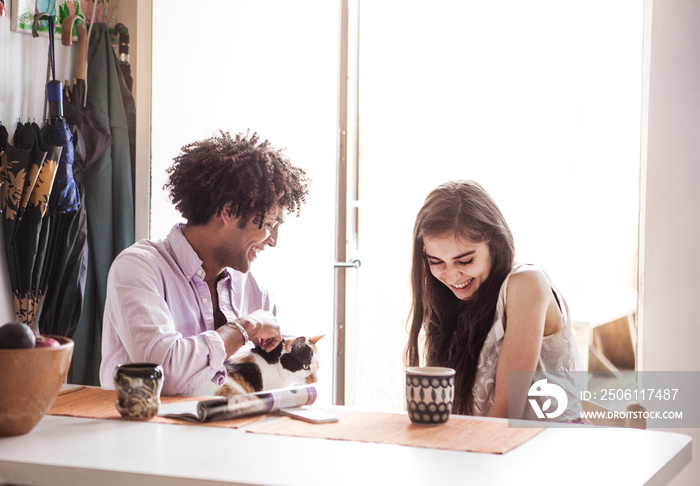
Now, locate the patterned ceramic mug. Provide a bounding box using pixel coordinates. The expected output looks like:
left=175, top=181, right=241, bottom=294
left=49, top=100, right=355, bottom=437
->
left=114, top=363, right=164, bottom=420
left=405, top=366, right=455, bottom=425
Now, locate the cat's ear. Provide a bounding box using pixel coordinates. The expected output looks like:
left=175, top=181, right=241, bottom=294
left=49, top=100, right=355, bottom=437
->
left=307, top=334, right=324, bottom=344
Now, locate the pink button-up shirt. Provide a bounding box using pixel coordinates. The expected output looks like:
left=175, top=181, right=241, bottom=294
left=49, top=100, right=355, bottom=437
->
left=99, top=224, right=276, bottom=395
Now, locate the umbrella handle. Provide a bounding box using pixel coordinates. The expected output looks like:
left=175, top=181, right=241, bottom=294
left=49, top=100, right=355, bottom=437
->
left=31, top=12, right=53, bottom=38
left=62, top=15, right=88, bottom=81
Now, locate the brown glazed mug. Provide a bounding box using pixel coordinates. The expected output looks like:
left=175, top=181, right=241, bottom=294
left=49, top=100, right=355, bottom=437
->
left=114, top=363, right=164, bottom=420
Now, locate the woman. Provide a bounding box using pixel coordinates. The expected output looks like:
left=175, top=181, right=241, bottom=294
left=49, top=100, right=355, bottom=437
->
left=405, top=180, right=583, bottom=421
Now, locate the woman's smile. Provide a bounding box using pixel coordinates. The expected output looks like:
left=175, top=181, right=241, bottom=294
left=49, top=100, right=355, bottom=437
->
left=452, top=277, right=474, bottom=290
left=423, top=234, right=492, bottom=300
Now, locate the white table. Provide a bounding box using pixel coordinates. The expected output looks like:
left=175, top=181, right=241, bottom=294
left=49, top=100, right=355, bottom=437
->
left=0, top=413, right=691, bottom=486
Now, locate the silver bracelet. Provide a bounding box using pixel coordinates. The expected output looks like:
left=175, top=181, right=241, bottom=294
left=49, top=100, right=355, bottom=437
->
left=226, top=321, right=249, bottom=345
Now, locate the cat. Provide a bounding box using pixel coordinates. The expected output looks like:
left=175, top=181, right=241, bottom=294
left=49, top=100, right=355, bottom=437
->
left=187, top=335, right=323, bottom=397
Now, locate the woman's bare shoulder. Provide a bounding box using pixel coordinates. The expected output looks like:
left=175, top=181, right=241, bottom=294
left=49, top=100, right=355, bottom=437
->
left=507, top=265, right=549, bottom=293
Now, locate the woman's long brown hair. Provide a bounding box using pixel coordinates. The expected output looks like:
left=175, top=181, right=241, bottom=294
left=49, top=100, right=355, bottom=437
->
left=405, top=180, right=514, bottom=415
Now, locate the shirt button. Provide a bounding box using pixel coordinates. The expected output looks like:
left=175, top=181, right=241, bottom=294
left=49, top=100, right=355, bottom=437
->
left=197, top=269, right=203, bottom=276
left=202, top=298, right=208, bottom=304
left=186, top=275, right=191, bottom=280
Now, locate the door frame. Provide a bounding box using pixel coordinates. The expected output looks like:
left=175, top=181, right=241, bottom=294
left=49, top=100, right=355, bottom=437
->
left=333, top=0, right=360, bottom=405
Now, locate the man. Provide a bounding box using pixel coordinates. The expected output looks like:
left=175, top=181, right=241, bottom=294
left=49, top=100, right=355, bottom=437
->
left=99, top=131, right=310, bottom=395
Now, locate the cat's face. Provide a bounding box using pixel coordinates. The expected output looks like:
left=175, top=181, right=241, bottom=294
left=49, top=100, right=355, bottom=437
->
left=279, top=335, right=323, bottom=385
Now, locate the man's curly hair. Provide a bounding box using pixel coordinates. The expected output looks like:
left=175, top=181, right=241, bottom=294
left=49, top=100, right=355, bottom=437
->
left=165, top=130, right=310, bottom=228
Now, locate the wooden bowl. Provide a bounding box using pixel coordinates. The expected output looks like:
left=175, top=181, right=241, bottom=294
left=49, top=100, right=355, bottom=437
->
left=0, top=336, right=74, bottom=436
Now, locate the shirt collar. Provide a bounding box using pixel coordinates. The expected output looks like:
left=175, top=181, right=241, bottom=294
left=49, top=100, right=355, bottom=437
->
left=167, top=224, right=205, bottom=282
left=167, top=223, right=233, bottom=286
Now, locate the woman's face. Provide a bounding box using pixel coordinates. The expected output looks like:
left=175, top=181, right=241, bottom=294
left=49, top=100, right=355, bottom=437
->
left=423, top=233, right=492, bottom=300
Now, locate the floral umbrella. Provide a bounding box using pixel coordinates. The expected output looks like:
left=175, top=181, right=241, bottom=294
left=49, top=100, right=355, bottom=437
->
left=1, top=123, right=60, bottom=328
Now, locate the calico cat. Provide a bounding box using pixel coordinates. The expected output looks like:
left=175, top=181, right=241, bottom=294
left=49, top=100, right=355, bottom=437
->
left=189, top=335, right=323, bottom=397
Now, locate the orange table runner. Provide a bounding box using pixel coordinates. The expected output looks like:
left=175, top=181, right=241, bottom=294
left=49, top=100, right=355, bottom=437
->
left=48, top=386, right=261, bottom=428
left=246, top=406, right=543, bottom=454
left=48, top=387, right=543, bottom=453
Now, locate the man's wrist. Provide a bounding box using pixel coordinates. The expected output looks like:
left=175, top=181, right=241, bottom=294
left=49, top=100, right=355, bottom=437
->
left=225, top=321, right=249, bottom=345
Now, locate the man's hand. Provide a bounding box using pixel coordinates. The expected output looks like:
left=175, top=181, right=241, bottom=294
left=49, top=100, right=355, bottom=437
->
left=218, top=309, right=282, bottom=356
left=240, top=309, right=282, bottom=352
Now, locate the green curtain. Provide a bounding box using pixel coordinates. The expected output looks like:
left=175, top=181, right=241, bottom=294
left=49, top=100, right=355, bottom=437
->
left=69, top=23, right=135, bottom=385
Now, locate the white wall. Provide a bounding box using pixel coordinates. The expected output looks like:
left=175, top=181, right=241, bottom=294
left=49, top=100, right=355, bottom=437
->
left=641, top=0, right=700, bottom=484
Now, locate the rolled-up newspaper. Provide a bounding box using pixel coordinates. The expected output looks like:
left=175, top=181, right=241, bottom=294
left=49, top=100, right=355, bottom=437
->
left=158, top=385, right=317, bottom=422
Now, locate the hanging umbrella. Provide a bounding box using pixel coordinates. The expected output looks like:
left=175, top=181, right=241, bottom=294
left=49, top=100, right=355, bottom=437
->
left=36, top=15, right=113, bottom=339
left=61, top=15, right=88, bottom=107
left=60, top=14, right=114, bottom=167
left=1, top=119, right=60, bottom=328
left=0, top=123, right=7, bottom=157
left=59, top=14, right=113, bottom=165
left=6, top=121, right=60, bottom=328
left=0, top=123, right=9, bottom=222
left=42, top=84, right=80, bottom=215
left=112, top=22, right=137, bottom=194
left=35, top=78, right=81, bottom=337
left=38, top=94, right=113, bottom=338
left=114, top=23, right=133, bottom=92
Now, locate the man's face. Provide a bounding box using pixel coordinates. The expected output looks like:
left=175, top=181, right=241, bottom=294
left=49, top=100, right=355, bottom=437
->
left=224, top=207, right=285, bottom=273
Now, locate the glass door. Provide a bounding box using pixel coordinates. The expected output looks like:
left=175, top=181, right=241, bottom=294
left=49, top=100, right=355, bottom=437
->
left=347, top=0, right=644, bottom=410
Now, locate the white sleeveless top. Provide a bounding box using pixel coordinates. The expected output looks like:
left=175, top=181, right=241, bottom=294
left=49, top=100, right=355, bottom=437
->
left=472, top=264, right=584, bottom=422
